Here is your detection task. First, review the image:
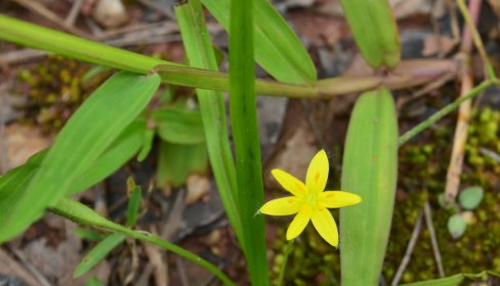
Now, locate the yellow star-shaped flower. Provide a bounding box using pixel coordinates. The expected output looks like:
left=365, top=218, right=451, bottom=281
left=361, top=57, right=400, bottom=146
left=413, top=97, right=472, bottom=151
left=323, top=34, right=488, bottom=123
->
left=260, top=149, right=361, bottom=247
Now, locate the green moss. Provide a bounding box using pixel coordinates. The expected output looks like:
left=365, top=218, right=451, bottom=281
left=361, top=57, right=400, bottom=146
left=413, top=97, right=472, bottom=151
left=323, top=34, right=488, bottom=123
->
left=16, top=55, right=110, bottom=132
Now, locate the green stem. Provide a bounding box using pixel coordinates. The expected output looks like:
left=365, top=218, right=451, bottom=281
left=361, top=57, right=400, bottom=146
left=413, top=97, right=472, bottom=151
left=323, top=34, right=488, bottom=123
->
left=276, top=240, right=294, bottom=286
left=51, top=198, right=237, bottom=286
left=228, top=0, right=270, bottom=283
left=398, top=80, right=493, bottom=146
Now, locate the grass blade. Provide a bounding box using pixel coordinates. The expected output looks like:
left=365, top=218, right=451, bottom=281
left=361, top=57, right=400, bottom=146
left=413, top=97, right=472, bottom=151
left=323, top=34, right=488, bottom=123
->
left=228, top=0, right=270, bottom=283
left=340, top=86, right=398, bottom=286
left=74, top=233, right=126, bottom=278
left=175, top=0, right=243, bottom=246
left=0, top=72, right=160, bottom=243
left=201, top=0, right=316, bottom=83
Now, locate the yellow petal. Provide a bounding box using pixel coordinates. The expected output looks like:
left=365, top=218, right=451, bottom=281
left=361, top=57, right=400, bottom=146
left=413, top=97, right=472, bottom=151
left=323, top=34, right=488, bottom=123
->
left=319, top=191, right=362, bottom=208
left=272, top=169, right=307, bottom=197
left=311, top=208, right=338, bottom=247
left=306, top=150, right=329, bottom=194
left=260, top=197, right=302, bottom=216
left=286, top=205, right=312, bottom=240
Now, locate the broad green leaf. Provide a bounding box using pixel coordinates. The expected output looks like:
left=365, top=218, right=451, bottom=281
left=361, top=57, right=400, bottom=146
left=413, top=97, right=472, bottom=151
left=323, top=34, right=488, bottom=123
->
left=52, top=198, right=237, bottom=286
left=69, top=119, right=147, bottom=194
left=0, top=72, right=160, bottom=243
left=126, top=186, right=142, bottom=227
left=340, top=86, right=398, bottom=286
left=175, top=0, right=243, bottom=248
left=201, top=0, right=316, bottom=84
left=228, top=0, right=270, bottom=283
left=458, top=186, right=484, bottom=210
left=74, top=233, right=126, bottom=278
left=156, top=140, right=208, bottom=188
left=339, top=0, right=400, bottom=68
left=448, top=213, right=466, bottom=239
left=398, top=271, right=500, bottom=286
left=153, top=106, right=205, bottom=144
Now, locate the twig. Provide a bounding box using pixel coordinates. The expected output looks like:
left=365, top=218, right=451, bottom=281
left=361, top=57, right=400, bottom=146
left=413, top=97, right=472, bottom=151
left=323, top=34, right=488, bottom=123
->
left=391, top=210, right=424, bottom=286
left=457, top=0, right=493, bottom=78
left=424, top=202, right=445, bottom=277
left=65, top=0, right=85, bottom=26
left=137, top=0, right=175, bottom=19
left=10, top=247, right=54, bottom=286
left=9, top=0, right=89, bottom=38
left=444, top=0, right=481, bottom=203
left=175, top=257, right=191, bottom=286
left=480, top=147, right=500, bottom=163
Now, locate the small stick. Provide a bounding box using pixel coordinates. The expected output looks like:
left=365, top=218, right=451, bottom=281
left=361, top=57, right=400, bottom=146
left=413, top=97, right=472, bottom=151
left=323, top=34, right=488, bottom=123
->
left=10, top=247, right=54, bottom=286
left=175, top=257, right=191, bottom=286
left=65, top=0, right=85, bottom=26
left=9, top=0, right=89, bottom=38
left=424, top=202, right=445, bottom=277
left=137, top=0, right=175, bottom=19
left=444, top=0, right=482, bottom=203
left=390, top=210, right=424, bottom=286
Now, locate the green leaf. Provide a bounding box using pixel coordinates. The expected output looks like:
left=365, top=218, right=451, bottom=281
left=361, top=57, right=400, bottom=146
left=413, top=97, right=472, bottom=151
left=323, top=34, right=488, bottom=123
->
left=339, top=0, right=400, bottom=68
left=448, top=213, right=467, bottom=239
left=201, top=0, right=316, bottom=84
left=0, top=71, right=160, bottom=243
left=74, top=232, right=126, bottom=278
left=74, top=228, right=104, bottom=242
left=459, top=186, right=484, bottom=210
left=340, top=86, right=398, bottom=286
left=69, top=119, right=147, bottom=194
left=137, top=129, right=155, bottom=162
left=0, top=151, right=45, bottom=227
left=85, top=277, right=105, bottom=286
left=126, top=186, right=142, bottom=227
left=156, top=140, right=208, bottom=188
left=175, top=0, right=243, bottom=248
left=153, top=106, right=205, bottom=144
left=227, top=0, right=270, bottom=283
left=398, top=271, right=500, bottom=286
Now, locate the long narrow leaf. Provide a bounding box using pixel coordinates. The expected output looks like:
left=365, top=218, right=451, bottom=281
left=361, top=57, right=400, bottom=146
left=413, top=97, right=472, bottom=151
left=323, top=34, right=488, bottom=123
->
left=74, top=233, right=126, bottom=278
left=340, top=86, right=398, bottom=286
left=175, top=0, right=243, bottom=247
left=201, top=0, right=316, bottom=84
left=228, top=0, right=270, bottom=284
left=0, top=72, right=160, bottom=243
